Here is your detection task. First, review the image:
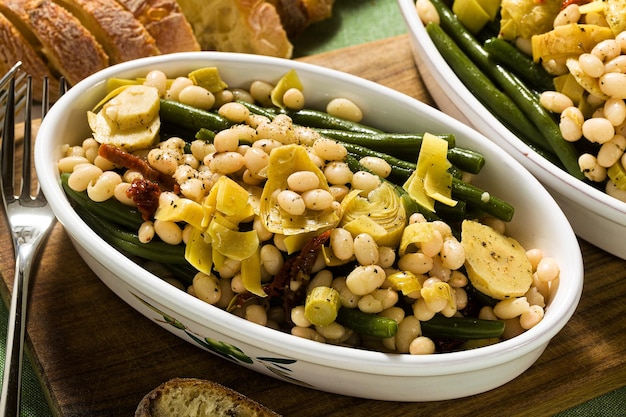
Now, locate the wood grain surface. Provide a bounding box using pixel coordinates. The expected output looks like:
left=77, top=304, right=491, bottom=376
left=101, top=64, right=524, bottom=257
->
left=1, top=34, right=625, bottom=417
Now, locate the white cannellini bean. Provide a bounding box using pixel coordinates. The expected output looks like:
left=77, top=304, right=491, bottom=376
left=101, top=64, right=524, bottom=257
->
left=282, top=88, right=305, bottom=110
left=592, top=39, right=621, bottom=61
left=276, top=189, right=306, bottom=215
left=287, top=170, right=320, bottom=192
left=520, top=305, right=545, bottom=330
left=540, top=91, right=574, bottom=113
left=209, top=151, right=245, bottom=174
left=87, top=171, right=122, bottom=202
left=326, top=98, right=363, bottom=122
left=351, top=171, right=381, bottom=194
left=493, top=297, right=530, bottom=319
left=560, top=106, right=584, bottom=142
left=218, top=102, right=250, bottom=123
left=603, top=98, right=626, bottom=126
left=323, top=161, right=353, bottom=185
left=415, top=0, right=439, bottom=24
left=597, top=135, right=626, bottom=167
left=579, top=153, right=607, bottom=182
left=359, top=156, right=392, bottom=178
left=312, top=138, right=347, bottom=161
left=154, top=219, right=183, bottom=245
left=345, top=264, right=386, bottom=295
left=138, top=221, right=155, bottom=243
left=578, top=53, right=605, bottom=78
left=166, top=77, right=193, bottom=101
left=113, top=182, right=135, bottom=206
left=353, top=233, right=379, bottom=265
left=604, top=55, right=626, bottom=73
left=582, top=117, right=615, bottom=144
left=301, top=188, right=334, bottom=210
left=599, top=73, right=626, bottom=98
left=536, top=257, right=560, bottom=282
left=192, top=272, right=222, bottom=305
left=330, top=228, right=354, bottom=261
left=178, top=85, right=215, bottom=110
left=143, top=70, right=167, bottom=96
left=553, top=4, right=580, bottom=27
left=68, top=164, right=103, bottom=191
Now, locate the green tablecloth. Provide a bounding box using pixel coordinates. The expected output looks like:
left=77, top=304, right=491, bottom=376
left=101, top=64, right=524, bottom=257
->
left=1, top=0, right=624, bottom=415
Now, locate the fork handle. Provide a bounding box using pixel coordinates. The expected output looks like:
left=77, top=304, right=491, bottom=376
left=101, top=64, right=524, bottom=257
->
left=0, top=246, right=36, bottom=417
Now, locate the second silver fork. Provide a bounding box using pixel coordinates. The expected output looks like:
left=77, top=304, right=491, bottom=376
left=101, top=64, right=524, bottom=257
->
left=0, top=65, right=58, bottom=417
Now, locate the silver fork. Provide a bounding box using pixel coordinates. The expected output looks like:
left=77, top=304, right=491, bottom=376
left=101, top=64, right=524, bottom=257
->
left=0, top=63, right=57, bottom=417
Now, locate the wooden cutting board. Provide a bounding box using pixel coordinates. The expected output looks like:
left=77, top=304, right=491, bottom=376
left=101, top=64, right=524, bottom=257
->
left=1, top=34, right=626, bottom=417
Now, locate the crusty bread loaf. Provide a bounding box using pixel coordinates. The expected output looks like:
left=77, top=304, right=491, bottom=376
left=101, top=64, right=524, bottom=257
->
left=115, top=0, right=201, bottom=54
left=176, top=0, right=293, bottom=58
left=135, top=378, right=281, bottom=417
left=0, top=11, right=61, bottom=100
left=52, top=0, right=161, bottom=63
left=0, top=0, right=109, bottom=86
left=0, top=0, right=335, bottom=97
left=268, top=0, right=335, bottom=37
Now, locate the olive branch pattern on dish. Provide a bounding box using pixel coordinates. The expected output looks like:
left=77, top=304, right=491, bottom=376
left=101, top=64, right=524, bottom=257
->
left=130, top=292, right=313, bottom=387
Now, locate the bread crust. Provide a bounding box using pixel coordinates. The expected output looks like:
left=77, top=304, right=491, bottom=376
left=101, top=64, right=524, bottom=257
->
left=52, top=0, right=160, bottom=63
left=0, top=0, right=109, bottom=85
left=0, top=11, right=61, bottom=100
left=134, top=378, right=281, bottom=417
left=115, top=0, right=200, bottom=54
left=176, top=0, right=293, bottom=58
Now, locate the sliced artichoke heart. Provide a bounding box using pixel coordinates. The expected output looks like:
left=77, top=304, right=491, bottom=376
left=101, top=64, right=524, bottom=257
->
left=154, top=197, right=204, bottom=230
left=88, top=85, right=161, bottom=152
left=271, top=69, right=303, bottom=108
left=403, top=132, right=456, bottom=212
left=260, top=144, right=340, bottom=235
left=185, top=227, right=213, bottom=275
left=340, top=182, right=407, bottom=247
left=398, top=222, right=437, bottom=257
left=207, top=220, right=259, bottom=261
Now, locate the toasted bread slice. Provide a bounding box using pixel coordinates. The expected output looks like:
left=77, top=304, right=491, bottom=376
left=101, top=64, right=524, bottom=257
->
left=52, top=0, right=160, bottom=63
left=0, top=11, right=61, bottom=100
left=176, top=0, right=293, bottom=58
left=115, top=0, right=200, bottom=54
left=134, top=378, right=281, bottom=417
left=0, top=0, right=108, bottom=86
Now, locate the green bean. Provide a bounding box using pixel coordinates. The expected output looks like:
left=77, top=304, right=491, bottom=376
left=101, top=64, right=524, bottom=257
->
left=335, top=307, right=398, bottom=338
left=425, top=22, right=548, bottom=153
left=61, top=173, right=143, bottom=230
left=283, top=108, right=383, bottom=134
left=451, top=178, right=514, bottom=222
left=236, top=100, right=277, bottom=119
left=315, top=128, right=455, bottom=153
left=427, top=0, right=585, bottom=180
left=160, top=99, right=232, bottom=132
left=483, top=37, right=555, bottom=93
left=420, top=314, right=505, bottom=340
left=74, top=204, right=187, bottom=264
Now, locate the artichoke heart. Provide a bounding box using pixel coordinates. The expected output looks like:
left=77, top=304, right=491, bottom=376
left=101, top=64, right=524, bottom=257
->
left=87, top=85, right=161, bottom=152
left=207, top=220, right=259, bottom=261
left=398, top=222, right=437, bottom=257
left=260, top=144, right=340, bottom=235
left=340, top=181, right=407, bottom=247
left=271, top=69, right=303, bottom=108
left=403, top=132, right=456, bottom=213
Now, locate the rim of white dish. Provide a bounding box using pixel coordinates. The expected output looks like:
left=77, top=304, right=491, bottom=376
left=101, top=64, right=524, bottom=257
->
left=35, top=51, right=583, bottom=377
left=397, top=0, right=626, bottom=226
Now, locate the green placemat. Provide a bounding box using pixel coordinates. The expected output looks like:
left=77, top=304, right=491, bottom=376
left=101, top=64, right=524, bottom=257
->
left=0, top=299, right=53, bottom=417
left=292, top=0, right=406, bottom=57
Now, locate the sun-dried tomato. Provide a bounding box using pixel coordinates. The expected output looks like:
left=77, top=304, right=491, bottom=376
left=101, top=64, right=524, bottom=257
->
left=126, top=178, right=161, bottom=221
left=98, top=144, right=176, bottom=190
